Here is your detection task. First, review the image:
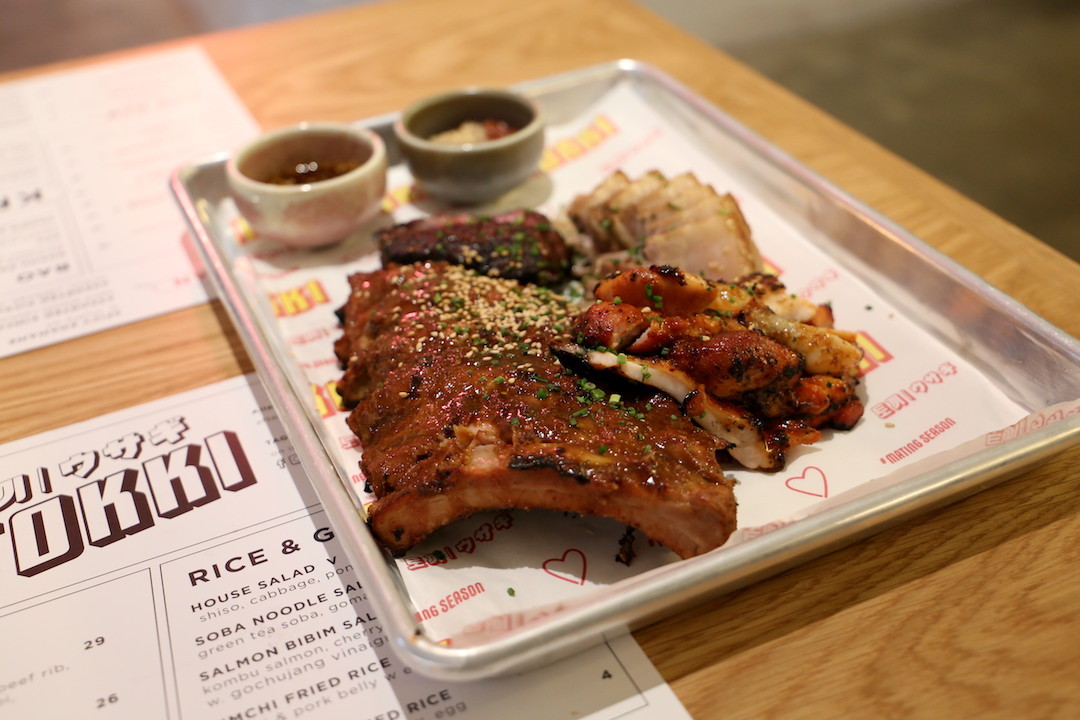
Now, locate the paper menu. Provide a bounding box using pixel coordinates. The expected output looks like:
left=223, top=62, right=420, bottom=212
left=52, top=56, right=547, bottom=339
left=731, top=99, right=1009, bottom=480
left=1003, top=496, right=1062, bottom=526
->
left=199, top=80, right=1047, bottom=642
left=0, top=46, right=260, bottom=358
left=0, top=375, right=690, bottom=719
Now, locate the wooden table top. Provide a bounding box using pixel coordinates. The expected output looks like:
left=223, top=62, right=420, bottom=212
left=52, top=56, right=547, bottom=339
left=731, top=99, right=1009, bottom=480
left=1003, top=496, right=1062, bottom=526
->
left=2, top=0, right=1078, bottom=717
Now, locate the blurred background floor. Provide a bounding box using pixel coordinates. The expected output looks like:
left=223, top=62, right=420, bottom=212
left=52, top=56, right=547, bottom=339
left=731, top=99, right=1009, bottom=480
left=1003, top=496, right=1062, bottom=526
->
left=2, top=0, right=1077, bottom=262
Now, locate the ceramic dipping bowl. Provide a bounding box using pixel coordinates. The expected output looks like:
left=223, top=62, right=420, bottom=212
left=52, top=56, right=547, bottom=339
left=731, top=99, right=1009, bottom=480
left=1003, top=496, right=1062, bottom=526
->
left=226, top=122, right=387, bottom=249
left=394, top=87, right=545, bottom=205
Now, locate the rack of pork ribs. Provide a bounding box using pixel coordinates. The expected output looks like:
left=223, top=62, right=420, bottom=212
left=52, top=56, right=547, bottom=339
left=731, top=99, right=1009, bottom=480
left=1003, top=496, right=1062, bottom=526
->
left=334, top=201, right=864, bottom=561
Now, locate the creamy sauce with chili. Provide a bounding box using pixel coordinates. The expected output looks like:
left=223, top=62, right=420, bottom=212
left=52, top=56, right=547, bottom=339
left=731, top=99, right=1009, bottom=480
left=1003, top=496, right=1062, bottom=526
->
left=428, top=119, right=517, bottom=145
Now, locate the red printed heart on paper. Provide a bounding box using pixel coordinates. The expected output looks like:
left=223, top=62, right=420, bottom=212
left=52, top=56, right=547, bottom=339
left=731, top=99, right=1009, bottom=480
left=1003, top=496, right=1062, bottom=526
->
left=543, top=549, right=587, bottom=585
left=785, top=466, right=829, bottom=497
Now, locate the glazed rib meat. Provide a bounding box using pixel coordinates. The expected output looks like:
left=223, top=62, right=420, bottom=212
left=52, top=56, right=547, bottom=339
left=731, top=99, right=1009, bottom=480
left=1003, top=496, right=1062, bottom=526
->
left=334, top=261, right=737, bottom=558
left=376, top=209, right=571, bottom=286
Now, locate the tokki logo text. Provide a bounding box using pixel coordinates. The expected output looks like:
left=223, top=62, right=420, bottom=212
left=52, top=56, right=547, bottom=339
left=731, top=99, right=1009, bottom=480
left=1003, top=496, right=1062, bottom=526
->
left=0, top=417, right=258, bottom=578
left=269, top=280, right=331, bottom=318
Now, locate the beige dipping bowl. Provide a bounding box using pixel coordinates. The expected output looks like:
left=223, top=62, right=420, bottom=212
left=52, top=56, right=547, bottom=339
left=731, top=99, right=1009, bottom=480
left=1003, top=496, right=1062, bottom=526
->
left=226, top=122, right=387, bottom=249
left=394, top=88, right=545, bottom=205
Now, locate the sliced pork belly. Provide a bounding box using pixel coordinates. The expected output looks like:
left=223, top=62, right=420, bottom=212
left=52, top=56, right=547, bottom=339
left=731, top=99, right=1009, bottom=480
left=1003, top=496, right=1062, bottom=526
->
left=613, top=172, right=714, bottom=245
left=566, top=170, right=630, bottom=254
left=565, top=170, right=764, bottom=283
left=644, top=214, right=762, bottom=284
left=577, top=171, right=666, bottom=253
left=566, top=170, right=629, bottom=229
left=633, top=191, right=743, bottom=239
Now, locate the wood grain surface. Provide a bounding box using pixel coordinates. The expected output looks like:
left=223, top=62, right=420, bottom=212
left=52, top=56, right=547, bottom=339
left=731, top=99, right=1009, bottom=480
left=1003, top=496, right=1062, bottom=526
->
left=2, top=1, right=1078, bottom=717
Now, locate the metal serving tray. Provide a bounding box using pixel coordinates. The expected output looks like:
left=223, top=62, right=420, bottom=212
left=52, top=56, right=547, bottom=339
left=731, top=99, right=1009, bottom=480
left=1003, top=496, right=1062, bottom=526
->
left=171, top=60, right=1080, bottom=680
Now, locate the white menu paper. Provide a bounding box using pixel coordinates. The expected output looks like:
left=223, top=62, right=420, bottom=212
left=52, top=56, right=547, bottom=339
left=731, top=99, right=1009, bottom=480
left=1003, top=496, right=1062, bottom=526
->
left=0, top=46, right=259, bottom=357
left=0, top=375, right=690, bottom=719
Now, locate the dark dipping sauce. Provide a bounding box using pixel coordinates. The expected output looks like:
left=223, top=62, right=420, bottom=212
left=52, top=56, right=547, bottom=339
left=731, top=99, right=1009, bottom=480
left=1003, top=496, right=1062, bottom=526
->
left=263, top=159, right=361, bottom=185
left=239, top=130, right=373, bottom=187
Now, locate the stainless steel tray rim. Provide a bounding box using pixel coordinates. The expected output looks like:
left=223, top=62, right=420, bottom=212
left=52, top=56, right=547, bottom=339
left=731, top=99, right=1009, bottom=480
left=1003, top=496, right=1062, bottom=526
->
left=171, top=59, right=1080, bottom=680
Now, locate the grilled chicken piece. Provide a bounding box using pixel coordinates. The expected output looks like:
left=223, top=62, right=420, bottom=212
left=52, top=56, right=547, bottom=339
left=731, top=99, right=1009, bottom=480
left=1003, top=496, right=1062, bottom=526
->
left=625, top=313, right=742, bottom=354
left=593, top=266, right=861, bottom=377
left=594, top=264, right=721, bottom=315
left=554, top=345, right=819, bottom=470
left=747, top=374, right=865, bottom=428
left=559, top=344, right=803, bottom=470
left=740, top=305, right=861, bottom=377
left=666, top=333, right=803, bottom=398
left=376, top=209, right=571, bottom=286
left=567, top=265, right=864, bottom=469
left=571, top=300, right=652, bottom=351
left=741, top=273, right=835, bottom=327
left=335, top=261, right=737, bottom=557
left=685, top=391, right=822, bottom=470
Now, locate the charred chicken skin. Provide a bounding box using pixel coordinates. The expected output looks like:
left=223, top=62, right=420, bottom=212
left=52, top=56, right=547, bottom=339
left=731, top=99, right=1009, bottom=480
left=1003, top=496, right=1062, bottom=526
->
left=335, top=261, right=737, bottom=558
left=563, top=265, right=865, bottom=470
